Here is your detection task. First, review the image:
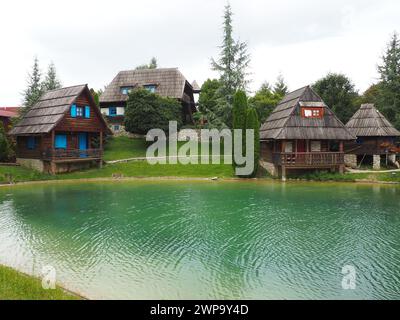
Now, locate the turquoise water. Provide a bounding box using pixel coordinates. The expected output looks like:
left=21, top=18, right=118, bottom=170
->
left=0, top=181, right=399, bottom=299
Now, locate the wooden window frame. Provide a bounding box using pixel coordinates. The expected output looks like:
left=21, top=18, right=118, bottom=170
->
left=120, top=86, right=134, bottom=95
left=143, top=84, right=157, bottom=93
left=301, top=107, right=324, bottom=119
left=76, top=106, right=84, bottom=118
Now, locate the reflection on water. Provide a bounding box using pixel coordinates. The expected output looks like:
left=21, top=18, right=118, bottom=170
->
left=0, top=181, right=400, bottom=299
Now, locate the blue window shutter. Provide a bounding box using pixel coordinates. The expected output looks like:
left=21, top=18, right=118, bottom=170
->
left=85, top=106, right=90, bottom=118
left=71, top=104, right=77, bottom=117
left=55, top=134, right=67, bottom=149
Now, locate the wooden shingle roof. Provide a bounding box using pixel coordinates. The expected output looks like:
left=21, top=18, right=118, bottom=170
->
left=260, top=86, right=355, bottom=141
left=9, top=85, right=109, bottom=135
left=99, top=68, right=190, bottom=103
left=345, top=103, right=400, bottom=137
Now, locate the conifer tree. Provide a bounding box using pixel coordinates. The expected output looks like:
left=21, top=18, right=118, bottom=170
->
left=43, top=62, right=62, bottom=91
left=22, top=57, right=43, bottom=113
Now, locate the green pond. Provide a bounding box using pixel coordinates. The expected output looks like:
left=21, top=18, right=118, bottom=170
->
left=0, top=180, right=400, bottom=299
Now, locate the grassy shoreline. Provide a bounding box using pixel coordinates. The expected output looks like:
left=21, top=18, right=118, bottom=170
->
left=0, top=264, right=82, bottom=300
left=1, top=136, right=399, bottom=185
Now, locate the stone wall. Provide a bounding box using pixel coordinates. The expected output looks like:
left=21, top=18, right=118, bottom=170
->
left=344, top=154, right=357, bottom=168
left=373, top=154, right=381, bottom=170
left=259, top=160, right=278, bottom=177
left=16, top=158, right=45, bottom=172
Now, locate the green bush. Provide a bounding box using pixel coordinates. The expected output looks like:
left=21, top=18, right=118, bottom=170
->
left=0, top=124, right=11, bottom=162
left=124, top=88, right=183, bottom=134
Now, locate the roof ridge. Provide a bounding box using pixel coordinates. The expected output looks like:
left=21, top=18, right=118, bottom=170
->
left=44, top=84, right=87, bottom=93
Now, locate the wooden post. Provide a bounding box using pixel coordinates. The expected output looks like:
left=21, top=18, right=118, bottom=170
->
left=339, top=141, right=344, bottom=173
left=99, top=131, right=103, bottom=169
left=281, top=165, right=287, bottom=182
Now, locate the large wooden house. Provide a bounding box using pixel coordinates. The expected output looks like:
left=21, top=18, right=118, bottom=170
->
left=259, top=86, right=355, bottom=180
left=344, top=104, right=400, bottom=169
left=99, top=68, right=198, bottom=133
left=9, top=85, right=111, bottom=174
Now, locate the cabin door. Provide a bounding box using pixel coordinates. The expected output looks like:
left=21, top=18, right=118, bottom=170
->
left=297, top=140, right=306, bottom=153
left=78, top=133, right=88, bottom=157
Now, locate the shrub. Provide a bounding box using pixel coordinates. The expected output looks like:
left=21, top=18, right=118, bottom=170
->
left=245, top=107, right=260, bottom=177
left=0, top=124, right=11, bottom=162
left=124, top=88, right=183, bottom=134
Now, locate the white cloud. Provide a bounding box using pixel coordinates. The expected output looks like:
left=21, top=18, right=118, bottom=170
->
left=0, top=0, right=399, bottom=105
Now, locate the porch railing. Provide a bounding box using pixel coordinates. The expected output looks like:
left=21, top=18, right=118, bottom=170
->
left=272, top=152, right=344, bottom=166
left=43, top=148, right=102, bottom=160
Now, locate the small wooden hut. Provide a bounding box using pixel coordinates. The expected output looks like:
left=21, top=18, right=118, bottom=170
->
left=344, top=103, right=400, bottom=169
left=9, top=85, right=111, bottom=174
left=259, top=86, right=355, bottom=180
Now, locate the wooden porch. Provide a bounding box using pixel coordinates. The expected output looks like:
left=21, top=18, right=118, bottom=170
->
left=272, top=152, right=345, bottom=167
left=43, top=148, right=103, bottom=162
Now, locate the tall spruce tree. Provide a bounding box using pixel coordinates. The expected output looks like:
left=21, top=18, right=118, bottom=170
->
left=211, top=3, right=251, bottom=103
left=22, top=57, right=43, bottom=113
left=43, top=62, right=62, bottom=91
left=377, top=32, right=400, bottom=127
left=273, top=74, right=288, bottom=97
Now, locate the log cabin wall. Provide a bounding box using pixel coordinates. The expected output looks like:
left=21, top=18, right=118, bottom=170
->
left=55, top=90, right=104, bottom=133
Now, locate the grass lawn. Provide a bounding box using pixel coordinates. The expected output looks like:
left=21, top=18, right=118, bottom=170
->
left=286, top=171, right=400, bottom=183
left=103, top=136, right=148, bottom=161
left=0, top=264, right=80, bottom=300
left=103, top=136, right=231, bottom=161
left=60, top=161, right=235, bottom=179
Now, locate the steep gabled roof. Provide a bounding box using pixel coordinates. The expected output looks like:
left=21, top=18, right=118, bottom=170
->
left=9, top=85, right=109, bottom=135
left=99, top=68, right=190, bottom=103
left=345, top=103, right=400, bottom=137
left=260, top=86, right=355, bottom=140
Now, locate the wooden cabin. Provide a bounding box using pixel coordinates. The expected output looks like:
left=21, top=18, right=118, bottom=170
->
left=344, top=104, right=400, bottom=169
left=99, top=68, right=198, bottom=133
left=259, top=86, right=356, bottom=180
left=9, top=85, right=111, bottom=174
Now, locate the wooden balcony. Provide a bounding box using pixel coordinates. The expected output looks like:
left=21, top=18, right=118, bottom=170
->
left=273, top=152, right=344, bottom=167
left=43, top=148, right=102, bottom=162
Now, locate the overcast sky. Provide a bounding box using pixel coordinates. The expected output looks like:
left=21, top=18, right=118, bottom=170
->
left=1, top=0, right=399, bottom=105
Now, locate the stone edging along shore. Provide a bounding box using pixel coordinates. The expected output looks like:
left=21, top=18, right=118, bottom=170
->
left=1, top=176, right=399, bottom=188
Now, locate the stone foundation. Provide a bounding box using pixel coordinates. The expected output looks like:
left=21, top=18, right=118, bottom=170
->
left=16, top=158, right=45, bottom=172
left=16, top=158, right=101, bottom=174
left=373, top=154, right=381, bottom=170
left=344, top=154, right=357, bottom=168
left=259, top=160, right=278, bottom=177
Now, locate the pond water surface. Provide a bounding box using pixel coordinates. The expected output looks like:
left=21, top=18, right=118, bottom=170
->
left=0, top=180, right=399, bottom=299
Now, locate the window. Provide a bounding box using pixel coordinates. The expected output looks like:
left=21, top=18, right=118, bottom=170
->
left=284, top=141, right=293, bottom=153
left=27, top=137, right=37, bottom=150
left=301, top=107, right=324, bottom=118
left=55, top=134, right=67, bottom=149
left=76, top=106, right=84, bottom=117
left=144, top=85, right=156, bottom=93
left=311, top=141, right=321, bottom=152
left=120, top=86, right=133, bottom=95
left=113, top=125, right=120, bottom=131
left=109, top=106, right=117, bottom=116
